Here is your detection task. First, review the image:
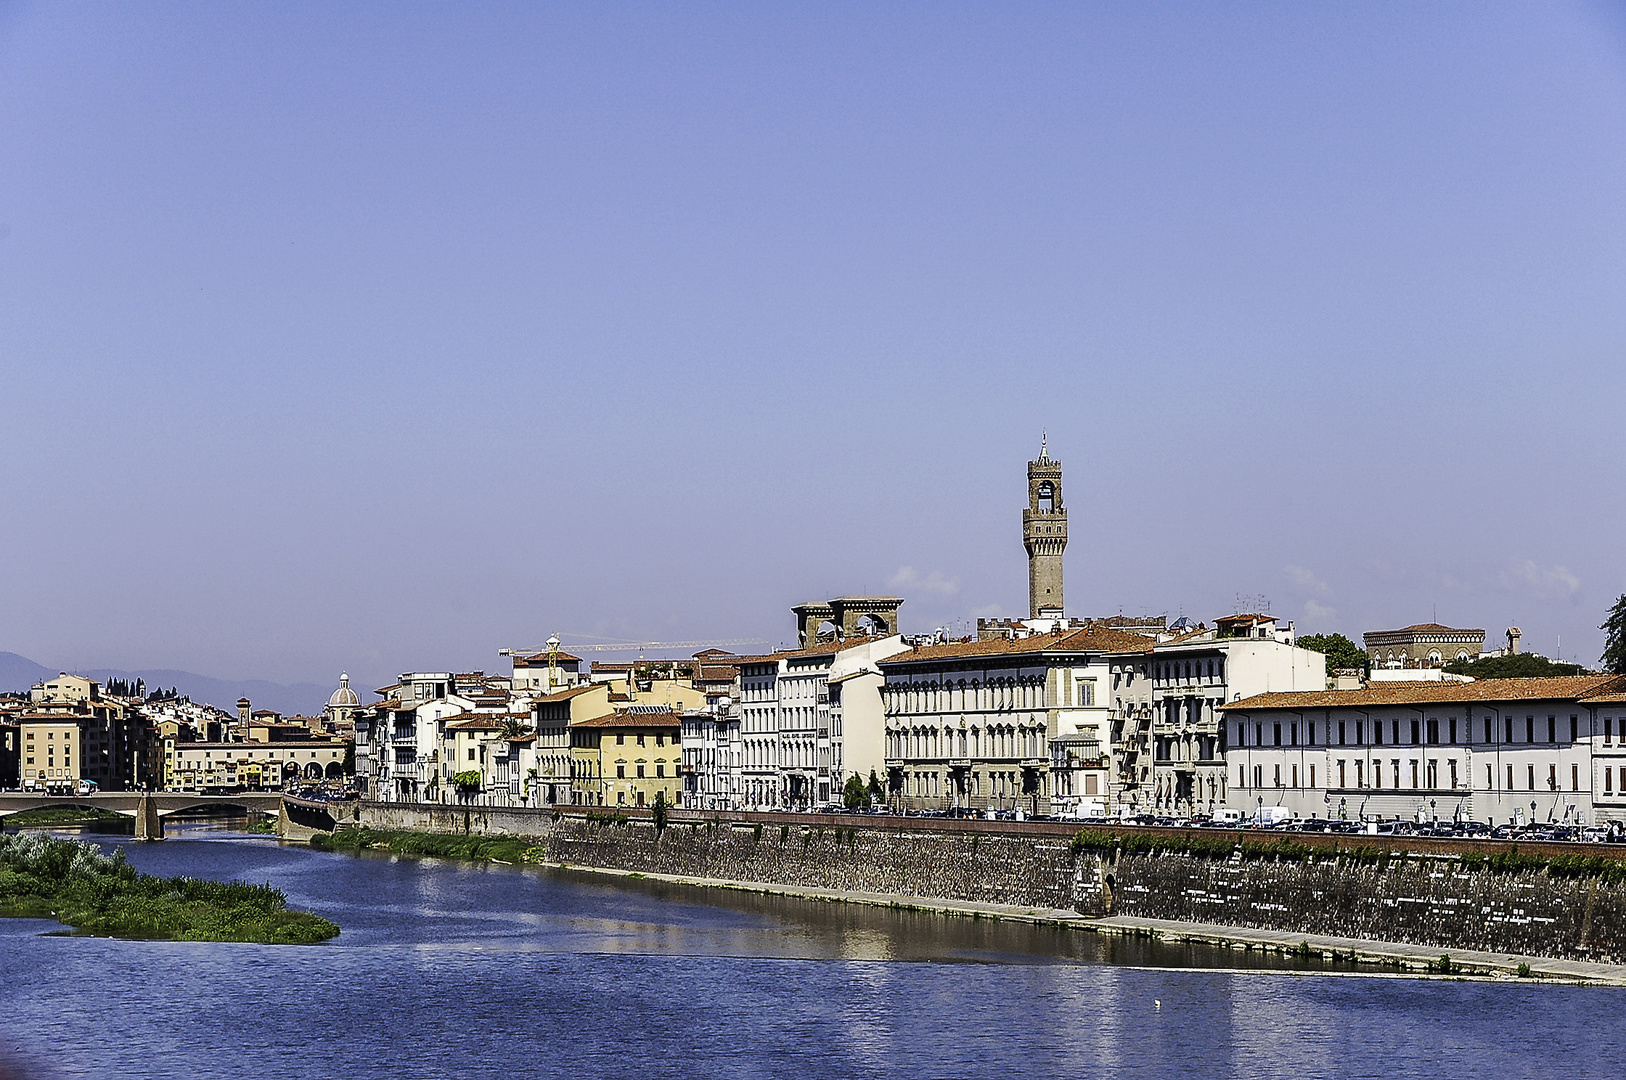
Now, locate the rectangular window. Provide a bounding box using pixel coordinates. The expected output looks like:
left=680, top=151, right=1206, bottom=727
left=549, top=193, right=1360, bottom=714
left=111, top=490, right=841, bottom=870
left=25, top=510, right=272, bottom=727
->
left=1449, top=760, right=1458, bottom=788
left=1338, top=761, right=1346, bottom=788
left=1290, top=723, right=1298, bottom=747
left=1309, top=722, right=1316, bottom=745
left=617, top=734, right=625, bottom=745
left=1338, top=722, right=1346, bottom=746
left=1448, top=718, right=1457, bottom=745
left=1240, top=764, right=1247, bottom=788
left=1548, top=717, right=1556, bottom=743
left=1570, top=716, right=1578, bottom=743
left=1608, top=768, right=1615, bottom=795
left=637, top=764, right=645, bottom=778
left=1607, top=717, right=1615, bottom=745
left=655, top=734, right=664, bottom=747
left=1273, top=724, right=1282, bottom=747
left=1427, top=760, right=1438, bottom=788
left=1548, top=764, right=1557, bottom=791
left=1273, top=764, right=1281, bottom=787
left=1411, top=760, right=1419, bottom=788
left=1254, top=765, right=1262, bottom=788
left=638, top=734, right=646, bottom=747
left=1292, top=765, right=1299, bottom=787
left=616, top=765, right=626, bottom=778
left=1427, top=720, right=1439, bottom=745
left=1372, top=722, right=1381, bottom=747
left=1509, top=764, right=1515, bottom=790
left=1355, top=761, right=1364, bottom=787
left=656, top=764, right=665, bottom=778
left=1528, top=764, right=1536, bottom=791
left=1526, top=717, right=1535, bottom=743
left=1484, top=717, right=1493, bottom=744
left=1572, top=764, right=1579, bottom=792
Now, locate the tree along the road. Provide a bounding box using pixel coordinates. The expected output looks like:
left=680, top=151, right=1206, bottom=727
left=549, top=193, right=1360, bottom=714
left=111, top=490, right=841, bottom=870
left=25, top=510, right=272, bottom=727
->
left=1296, top=633, right=1368, bottom=672
left=1602, top=594, right=1626, bottom=675
left=843, top=773, right=868, bottom=811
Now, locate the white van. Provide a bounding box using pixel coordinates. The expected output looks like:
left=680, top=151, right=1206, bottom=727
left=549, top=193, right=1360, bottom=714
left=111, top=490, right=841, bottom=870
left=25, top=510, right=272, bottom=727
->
left=1213, top=809, right=1244, bottom=826
left=1255, top=806, right=1292, bottom=826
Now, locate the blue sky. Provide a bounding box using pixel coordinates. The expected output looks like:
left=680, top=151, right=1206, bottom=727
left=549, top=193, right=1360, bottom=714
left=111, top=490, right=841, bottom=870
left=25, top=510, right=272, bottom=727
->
left=2, top=2, right=1624, bottom=691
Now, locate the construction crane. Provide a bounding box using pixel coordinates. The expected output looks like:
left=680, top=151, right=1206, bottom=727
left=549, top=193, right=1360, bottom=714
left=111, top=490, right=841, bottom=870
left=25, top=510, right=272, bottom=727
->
left=498, top=637, right=768, bottom=658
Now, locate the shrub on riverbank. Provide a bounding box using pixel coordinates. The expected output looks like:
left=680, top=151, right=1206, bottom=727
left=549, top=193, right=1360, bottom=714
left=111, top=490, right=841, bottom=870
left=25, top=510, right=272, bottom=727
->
left=313, top=827, right=546, bottom=865
left=1069, top=829, right=1626, bottom=880
left=0, top=833, right=338, bottom=944
left=3, top=806, right=124, bottom=826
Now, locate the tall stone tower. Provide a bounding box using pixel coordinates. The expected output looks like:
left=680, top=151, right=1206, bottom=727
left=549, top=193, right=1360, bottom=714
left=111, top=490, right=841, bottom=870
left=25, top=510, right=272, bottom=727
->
left=1022, top=436, right=1066, bottom=617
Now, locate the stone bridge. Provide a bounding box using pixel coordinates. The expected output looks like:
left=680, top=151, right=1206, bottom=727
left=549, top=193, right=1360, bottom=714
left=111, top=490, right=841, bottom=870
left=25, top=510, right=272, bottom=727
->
left=0, top=792, right=337, bottom=841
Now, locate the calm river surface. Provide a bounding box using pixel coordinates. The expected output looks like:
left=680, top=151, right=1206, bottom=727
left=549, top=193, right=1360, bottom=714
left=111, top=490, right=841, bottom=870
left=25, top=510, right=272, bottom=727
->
left=1, top=820, right=1623, bottom=1079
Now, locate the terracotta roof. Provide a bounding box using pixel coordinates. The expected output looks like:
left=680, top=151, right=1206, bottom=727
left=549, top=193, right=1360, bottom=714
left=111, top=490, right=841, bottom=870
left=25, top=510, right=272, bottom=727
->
left=736, top=635, right=905, bottom=665
left=512, top=651, right=583, bottom=666
left=446, top=714, right=509, bottom=731
left=1224, top=675, right=1626, bottom=712
left=533, top=685, right=604, bottom=703
left=571, top=711, right=682, bottom=730
left=880, top=623, right=1155, bottom=666
left=1365, top=623, right=1484, bottom=636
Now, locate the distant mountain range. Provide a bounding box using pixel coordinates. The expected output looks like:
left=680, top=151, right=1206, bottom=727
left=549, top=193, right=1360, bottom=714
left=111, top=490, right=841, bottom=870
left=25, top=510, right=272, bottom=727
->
left=0, top=652, right=332, bottom=717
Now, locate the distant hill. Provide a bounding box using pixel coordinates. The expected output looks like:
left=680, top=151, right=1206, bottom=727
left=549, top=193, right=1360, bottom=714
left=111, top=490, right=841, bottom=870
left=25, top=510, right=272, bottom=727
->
left=0, top=652, right=331, bottom=717
left=0, top=652, right=54, bottom=695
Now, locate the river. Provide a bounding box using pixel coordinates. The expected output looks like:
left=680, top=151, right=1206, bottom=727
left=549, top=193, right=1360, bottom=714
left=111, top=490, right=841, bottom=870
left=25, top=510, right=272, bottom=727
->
left=0, top=820, right=1621, bottom=1079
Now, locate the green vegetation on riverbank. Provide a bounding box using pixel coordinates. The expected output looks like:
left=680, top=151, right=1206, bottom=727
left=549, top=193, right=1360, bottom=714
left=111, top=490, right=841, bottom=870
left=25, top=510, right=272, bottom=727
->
left=0, top=833, right=338, bottom=943
left=313, top=823, right=549, bottom=865
left=1069, top=829, right=1626, bottom=880
left=3, top=806, right=125, bottom=826
left=313, top=826, right=548, bottom=864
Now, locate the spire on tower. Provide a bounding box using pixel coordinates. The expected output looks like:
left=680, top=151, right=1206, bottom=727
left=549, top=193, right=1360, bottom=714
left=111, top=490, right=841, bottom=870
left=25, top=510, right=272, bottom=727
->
left=1039, top=431, right=1048, bottom=461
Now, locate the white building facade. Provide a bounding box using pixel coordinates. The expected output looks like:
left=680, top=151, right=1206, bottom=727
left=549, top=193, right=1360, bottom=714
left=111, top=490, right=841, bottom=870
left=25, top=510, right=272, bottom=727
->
left=1149, top=629, right=1327, bottom=819
left=1222, top=675, right=1626, bottom=825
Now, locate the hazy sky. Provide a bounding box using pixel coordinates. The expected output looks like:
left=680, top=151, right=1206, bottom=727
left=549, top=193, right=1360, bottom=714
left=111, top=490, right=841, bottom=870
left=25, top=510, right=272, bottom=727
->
left=2, top=2, right=1624, bottom=693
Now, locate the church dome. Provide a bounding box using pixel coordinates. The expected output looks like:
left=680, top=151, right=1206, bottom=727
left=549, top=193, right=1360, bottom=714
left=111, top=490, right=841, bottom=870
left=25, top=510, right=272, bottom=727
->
left=327, top=671, right=359, bottom=708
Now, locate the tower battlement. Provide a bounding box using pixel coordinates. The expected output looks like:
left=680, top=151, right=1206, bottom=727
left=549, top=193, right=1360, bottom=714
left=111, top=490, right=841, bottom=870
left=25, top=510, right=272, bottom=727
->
left=1023, top=437, right=1066, bottom=617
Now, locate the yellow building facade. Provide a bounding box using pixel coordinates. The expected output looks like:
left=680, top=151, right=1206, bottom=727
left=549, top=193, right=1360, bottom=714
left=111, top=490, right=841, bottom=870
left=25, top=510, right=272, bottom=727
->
left=570, top=712, right=682, bottom=808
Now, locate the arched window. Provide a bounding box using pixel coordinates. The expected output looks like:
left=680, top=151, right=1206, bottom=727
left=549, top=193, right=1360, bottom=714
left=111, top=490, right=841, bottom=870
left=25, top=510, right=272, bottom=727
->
left=1037, top=481, right=1055, bottom=513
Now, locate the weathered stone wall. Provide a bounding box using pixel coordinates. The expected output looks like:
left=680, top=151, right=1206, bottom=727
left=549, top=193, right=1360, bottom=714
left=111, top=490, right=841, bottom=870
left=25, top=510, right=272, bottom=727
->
left=1100, top=851, right=1626, bottom=962
left=349, top=802, right=1626, bottom=962
left=545, top=817, right=1078, bottom=910
left=354, top=802, right=556, bottom=837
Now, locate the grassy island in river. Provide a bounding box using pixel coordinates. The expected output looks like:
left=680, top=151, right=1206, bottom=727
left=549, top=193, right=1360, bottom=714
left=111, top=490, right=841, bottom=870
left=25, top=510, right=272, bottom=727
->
left=0, top=833, right=338, bottom=944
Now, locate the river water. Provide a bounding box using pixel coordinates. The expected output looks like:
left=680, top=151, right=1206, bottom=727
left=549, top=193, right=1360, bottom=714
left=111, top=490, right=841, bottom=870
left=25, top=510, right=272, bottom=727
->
left=0, top=820, right=1622, bottom=1079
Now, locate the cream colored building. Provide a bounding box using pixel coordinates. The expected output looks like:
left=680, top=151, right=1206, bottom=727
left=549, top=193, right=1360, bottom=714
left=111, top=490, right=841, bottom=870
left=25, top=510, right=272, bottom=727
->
left=21, top=717, right=81, bottom=792
left=164, top=739, right=346, bottom=792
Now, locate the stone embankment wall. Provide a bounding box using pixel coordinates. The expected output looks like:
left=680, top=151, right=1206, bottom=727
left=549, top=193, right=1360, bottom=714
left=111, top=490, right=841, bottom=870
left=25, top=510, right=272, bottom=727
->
left=1101, top=851, right=1626, bottom=962
left=349, top=803, right=1626, bottom=962
left=547, top=816, right=1078, bottom=909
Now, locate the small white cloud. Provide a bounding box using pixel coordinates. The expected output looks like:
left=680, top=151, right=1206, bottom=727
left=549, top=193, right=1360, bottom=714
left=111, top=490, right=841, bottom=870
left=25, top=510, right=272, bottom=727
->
left=1304, top=598, right=1338, bottom=626
left=1285, top=565, right=1333, bottom=598
left=1500, top=560, right=1581, bottom=601
left=887, top=565, right=961, bottom=599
